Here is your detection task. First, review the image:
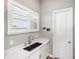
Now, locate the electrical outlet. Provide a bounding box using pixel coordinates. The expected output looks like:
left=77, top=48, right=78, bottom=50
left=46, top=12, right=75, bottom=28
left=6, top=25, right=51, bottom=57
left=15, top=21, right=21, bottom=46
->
left=10, top=40, right=14, bottom=45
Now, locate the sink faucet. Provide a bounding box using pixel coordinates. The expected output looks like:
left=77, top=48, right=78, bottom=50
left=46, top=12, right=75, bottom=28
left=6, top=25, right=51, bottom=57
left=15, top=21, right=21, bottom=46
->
left=28, top=35, right=33, bottom=44
left=24, top=35, right=33, bottom=47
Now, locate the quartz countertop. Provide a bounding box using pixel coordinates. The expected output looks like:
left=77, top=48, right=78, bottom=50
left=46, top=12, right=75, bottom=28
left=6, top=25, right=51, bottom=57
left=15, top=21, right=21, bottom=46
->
left=5, top=38, right=49, bottom=59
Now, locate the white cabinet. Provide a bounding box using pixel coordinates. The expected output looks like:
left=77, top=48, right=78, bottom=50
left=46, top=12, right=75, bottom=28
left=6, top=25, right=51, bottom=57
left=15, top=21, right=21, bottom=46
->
left=29, top=43, right=49, bottom=59
left=25, top=57, right=29, bottom=59
left=41, top=44, right=49, bottom=59
left=30, top=50, right=41, bottom=59
left=46, top=43, right=49, bottom=57
left=41, top=43, right=49, bottom=59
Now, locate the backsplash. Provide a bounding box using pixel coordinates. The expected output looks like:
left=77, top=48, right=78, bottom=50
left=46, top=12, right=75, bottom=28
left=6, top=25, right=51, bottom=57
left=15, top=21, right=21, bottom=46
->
left=4, top=33, right=40, bottom=49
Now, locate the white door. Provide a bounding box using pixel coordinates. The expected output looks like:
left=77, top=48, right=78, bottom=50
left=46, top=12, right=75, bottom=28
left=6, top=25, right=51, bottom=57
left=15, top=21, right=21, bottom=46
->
left=53, top=8, right=73, bottom=59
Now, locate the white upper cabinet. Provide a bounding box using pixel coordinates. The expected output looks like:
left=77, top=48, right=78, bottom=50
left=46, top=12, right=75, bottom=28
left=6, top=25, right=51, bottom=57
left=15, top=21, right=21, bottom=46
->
left=7, top=0, right=40, bottom=34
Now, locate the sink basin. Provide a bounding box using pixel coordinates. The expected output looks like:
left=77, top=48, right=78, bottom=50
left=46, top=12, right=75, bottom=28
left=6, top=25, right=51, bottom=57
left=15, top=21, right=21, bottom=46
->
left=23, top=42, right=42, bottom=51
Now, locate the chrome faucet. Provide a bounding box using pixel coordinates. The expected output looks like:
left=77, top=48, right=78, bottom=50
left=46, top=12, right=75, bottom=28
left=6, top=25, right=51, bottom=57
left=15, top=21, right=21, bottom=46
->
left=24, top=35, right=33, bottom=47
left=28, top=35, right=33, bottom=44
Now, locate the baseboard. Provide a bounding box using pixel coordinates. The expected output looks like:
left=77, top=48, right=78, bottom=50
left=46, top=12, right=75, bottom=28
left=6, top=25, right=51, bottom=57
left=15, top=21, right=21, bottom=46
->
left=48, top=54, right=60, bottom=59
left=48, top=54, right=55, bottom=58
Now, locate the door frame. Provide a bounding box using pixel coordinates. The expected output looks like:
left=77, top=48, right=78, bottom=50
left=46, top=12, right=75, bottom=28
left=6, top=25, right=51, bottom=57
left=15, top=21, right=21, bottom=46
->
left=52, top=7, right=74, bottom=59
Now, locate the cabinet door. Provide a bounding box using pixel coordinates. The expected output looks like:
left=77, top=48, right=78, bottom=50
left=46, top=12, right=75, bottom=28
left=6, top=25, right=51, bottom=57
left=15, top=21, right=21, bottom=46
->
left=46, top=43, right=49, bottom=56
left=41, top=45, right=47, bottom=59
left=30, top=51, right=41, bottom=59
left=25, top=57, right=29, bottom=59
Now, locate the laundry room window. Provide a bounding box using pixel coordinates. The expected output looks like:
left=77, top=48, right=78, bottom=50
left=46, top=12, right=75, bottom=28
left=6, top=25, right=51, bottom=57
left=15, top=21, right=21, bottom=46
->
left=7, top=0, right=39, bottom=34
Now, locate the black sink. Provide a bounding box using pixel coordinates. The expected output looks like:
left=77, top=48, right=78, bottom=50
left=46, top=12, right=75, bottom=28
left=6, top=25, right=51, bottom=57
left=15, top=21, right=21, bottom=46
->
left=23, top=42, right=42, bottom=51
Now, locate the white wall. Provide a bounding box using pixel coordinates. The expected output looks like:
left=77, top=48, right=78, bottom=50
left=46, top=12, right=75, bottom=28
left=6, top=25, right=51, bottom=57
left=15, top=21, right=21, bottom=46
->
left=40, top=0, right=74, bottom=54
left=16, top=0, right=40, bottom=13
left=40, top=0, right=74, bottom=30
left=4, top=0, right=40, bottom=49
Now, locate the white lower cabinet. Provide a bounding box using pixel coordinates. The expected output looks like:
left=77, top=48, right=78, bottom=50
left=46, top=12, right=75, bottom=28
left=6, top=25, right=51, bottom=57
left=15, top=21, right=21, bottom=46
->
left=46, top=43, right=49, bottom=57
left=41, top=45, right=48, bottom=59
left=30, top=50, right=41, bottom=59
left=25, top=57, right=29, bottom=59
left=26, top=43, right=49, bottom=59
left=40, top=43, right=49, bottom=59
